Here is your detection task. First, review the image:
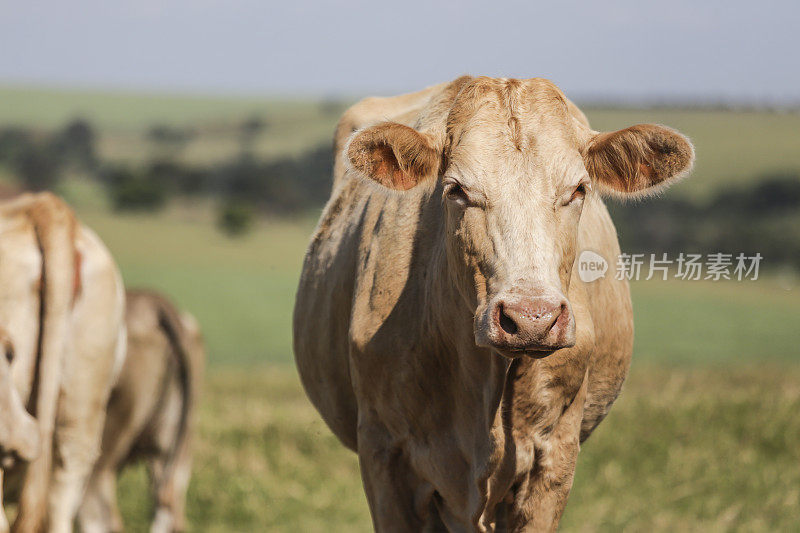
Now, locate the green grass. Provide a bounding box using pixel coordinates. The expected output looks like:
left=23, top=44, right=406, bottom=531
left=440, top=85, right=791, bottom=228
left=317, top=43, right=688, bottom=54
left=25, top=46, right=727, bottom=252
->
left=78, top=204, right=318, bottom=366
left=631, top=277, right=800, bottom=364
left=564, top=363, right=800, bottom=531
left=113, top=363, right=800, bottom=532
left=0, top=86, right=329, bottom=130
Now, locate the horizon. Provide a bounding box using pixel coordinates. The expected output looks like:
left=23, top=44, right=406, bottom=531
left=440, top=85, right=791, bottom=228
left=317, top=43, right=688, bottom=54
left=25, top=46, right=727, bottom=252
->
left=2, top=82, right=798, bottom=110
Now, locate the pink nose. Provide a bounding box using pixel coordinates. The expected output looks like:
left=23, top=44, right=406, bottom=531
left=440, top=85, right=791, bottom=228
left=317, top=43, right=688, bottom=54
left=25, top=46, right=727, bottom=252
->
left=491, top=297, right=575, bottom=353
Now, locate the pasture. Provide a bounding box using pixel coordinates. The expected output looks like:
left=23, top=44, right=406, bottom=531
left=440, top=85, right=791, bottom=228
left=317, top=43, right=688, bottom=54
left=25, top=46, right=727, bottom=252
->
left=82, top=206, right=798, bottom=531
left=1, top=86, right=799, bottom=530
left=115, top=364, right=800, bottom=532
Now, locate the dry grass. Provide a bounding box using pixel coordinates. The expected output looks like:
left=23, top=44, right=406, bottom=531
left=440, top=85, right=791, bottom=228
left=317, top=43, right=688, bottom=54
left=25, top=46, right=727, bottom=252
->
left=115, top=363, right=800, bottom=532
left=118, top=367, right=369, bottom=532
left=563, top=363, right=800, bottom=531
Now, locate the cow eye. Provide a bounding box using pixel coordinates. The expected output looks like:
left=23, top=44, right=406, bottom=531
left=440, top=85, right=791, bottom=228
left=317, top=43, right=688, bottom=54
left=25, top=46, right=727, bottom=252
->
left=443, top=180, right=470, bottom=206
left=567, top=182, right=590, bottom=205
left=4, top=345, right=13, bottom=363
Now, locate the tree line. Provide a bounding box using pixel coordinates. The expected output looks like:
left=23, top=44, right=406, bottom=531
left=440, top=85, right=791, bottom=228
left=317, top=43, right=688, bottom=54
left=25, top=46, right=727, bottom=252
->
left=609, top=172, right=800, bottom=270
left=0, top=117, right=332, bottom=234
left=0, top=117, right=797, bottom=269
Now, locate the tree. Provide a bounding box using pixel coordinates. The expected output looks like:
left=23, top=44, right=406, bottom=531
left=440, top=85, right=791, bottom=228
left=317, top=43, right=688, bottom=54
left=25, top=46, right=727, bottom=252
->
left=104, top=165, right=167, bottom=211
left=15, top=145, right=60, bottom=191
left=239, top=115, right=267, bottom=155
left=0, top=128, right=33, bottom=164
left=54, top=118, right=97, bottom=171
left=217, top=199, right=254, bottom=236
left=146, top=125, right=194, bottom=160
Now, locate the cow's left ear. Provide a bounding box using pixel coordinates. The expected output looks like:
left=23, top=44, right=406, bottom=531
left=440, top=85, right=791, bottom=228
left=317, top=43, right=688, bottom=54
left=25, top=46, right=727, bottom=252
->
left=583, top=124, right=694, bottom=197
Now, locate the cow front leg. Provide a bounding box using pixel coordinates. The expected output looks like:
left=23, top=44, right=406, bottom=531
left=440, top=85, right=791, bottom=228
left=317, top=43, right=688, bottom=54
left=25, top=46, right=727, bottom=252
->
left=509, top=376, right=588, bottom=532
left=357, top=419, right=442, bottom=532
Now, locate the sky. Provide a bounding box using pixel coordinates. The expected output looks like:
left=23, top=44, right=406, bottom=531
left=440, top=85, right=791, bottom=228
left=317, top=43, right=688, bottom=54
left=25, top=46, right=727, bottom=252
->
left=1, top=0, right=798, bottom=103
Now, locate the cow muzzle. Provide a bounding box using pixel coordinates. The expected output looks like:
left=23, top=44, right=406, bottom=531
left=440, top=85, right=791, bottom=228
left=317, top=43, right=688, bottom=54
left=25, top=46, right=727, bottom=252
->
left=476, top=292, right=576, bottom=357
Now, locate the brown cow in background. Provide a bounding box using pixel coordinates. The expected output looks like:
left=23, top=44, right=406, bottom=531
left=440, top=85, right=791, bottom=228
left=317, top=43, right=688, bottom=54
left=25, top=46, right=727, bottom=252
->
left=79, top=290, right=204, bottom=533
left=294, top=76, right=694, bottom=531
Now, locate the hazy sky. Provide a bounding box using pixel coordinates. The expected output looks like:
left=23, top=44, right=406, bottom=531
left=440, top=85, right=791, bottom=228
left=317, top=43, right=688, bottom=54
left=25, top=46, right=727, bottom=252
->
left=2, top=0, right=798, bottom=102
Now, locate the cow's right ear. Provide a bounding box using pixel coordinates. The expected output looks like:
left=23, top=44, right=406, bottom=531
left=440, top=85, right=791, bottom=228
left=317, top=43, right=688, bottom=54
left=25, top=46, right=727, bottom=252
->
left=347, top=122, right=440, bottom=191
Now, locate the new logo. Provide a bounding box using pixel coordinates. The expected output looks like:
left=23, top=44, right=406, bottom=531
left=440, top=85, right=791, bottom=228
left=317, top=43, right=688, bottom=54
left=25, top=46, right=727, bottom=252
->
left=578, top=250, right=608, bottom=283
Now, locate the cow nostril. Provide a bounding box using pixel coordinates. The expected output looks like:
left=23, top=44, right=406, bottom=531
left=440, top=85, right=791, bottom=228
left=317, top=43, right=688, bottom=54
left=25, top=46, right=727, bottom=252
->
left=498, top=304, right=518, bottom=335
left=544, top=303, right=566, bottom=335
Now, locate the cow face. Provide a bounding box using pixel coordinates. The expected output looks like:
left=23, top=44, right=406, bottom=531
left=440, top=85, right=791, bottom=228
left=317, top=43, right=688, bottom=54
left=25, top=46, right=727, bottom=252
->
left=348, top=77, right=693, bottom=358
left=0, top=328, right=40, bottom=467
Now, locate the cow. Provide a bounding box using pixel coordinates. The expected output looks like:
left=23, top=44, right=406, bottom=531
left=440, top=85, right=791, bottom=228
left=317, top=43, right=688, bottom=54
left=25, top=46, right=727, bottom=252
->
left=0, top=326, right=40, bottom=469
left=0, top=328, right=40, bottom=532
left=0, top=192, right=126, bottom=533
left=78, top=290, right=204, bottom=533
left=293, top=76, right=694, bottom=531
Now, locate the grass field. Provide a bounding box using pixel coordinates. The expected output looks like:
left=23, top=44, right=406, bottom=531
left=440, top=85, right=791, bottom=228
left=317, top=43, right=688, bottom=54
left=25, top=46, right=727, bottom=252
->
left=113, top=364, right=800, bottom=531
left=1, top=87, right=799, bottom=530
left=79, top=204, right=317, bottom=366
left=77, top=206, right=798, bottom=530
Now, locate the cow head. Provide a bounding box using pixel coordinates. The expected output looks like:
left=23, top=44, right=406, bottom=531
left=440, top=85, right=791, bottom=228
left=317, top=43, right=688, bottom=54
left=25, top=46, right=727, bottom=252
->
left=0, top=327, right=40, bottom=467
left=348, top=77, right=693, bottom=358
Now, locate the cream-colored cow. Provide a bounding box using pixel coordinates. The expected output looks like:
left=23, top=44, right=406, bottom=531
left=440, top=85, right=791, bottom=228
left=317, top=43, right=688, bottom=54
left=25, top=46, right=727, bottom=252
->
left=79, top=290, right=204, bottom=533
left=294, top=76, right=694, bottom=531
left=0, top=193, right=125, bottom=533
left=0, top=326, right=39, bottom=469
left=0, top=327, right=40, bottom=531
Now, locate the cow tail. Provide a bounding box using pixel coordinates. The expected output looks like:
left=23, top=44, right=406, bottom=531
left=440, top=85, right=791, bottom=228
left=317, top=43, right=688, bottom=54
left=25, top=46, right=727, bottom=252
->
left=154, top=296, right=201, bottom=505
left=16, top=193, right=78, bottom=532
